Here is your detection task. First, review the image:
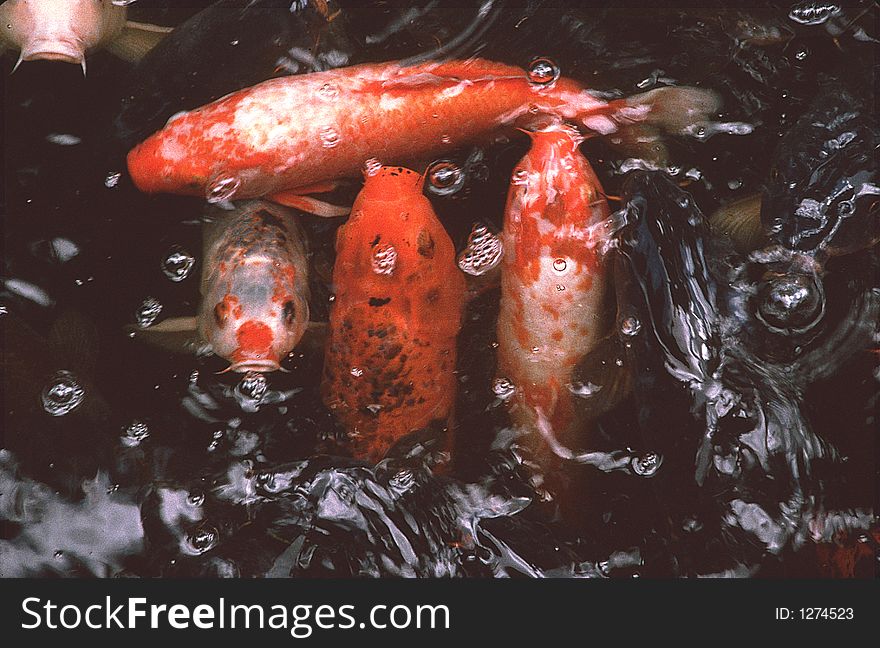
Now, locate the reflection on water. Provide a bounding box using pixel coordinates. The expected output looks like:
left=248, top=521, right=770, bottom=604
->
left=1, top=0, right=877, bottom=578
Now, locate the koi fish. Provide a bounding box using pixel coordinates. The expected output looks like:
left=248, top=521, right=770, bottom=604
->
left=133, top=200, right=310, bottom=373
left=0, top=0, right=172, bottom=73
left=321, top=166, right=466, bottom=462
left=496, top=124, right=627, bottom=467
left=125, top=57, right=720, bottom=213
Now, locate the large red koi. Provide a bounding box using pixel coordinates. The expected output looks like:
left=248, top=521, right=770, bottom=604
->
left=321, top=166, right=466, bottom=462
left=126, top=58, right=719, bottom=213
left=497, top=124, right=618, bottom=466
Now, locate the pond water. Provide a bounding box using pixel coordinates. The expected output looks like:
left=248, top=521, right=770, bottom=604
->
left=1, top=0, right=877, bottom=578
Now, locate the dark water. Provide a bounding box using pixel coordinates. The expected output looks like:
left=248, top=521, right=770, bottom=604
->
left=1, top=0, right=877, bottom=577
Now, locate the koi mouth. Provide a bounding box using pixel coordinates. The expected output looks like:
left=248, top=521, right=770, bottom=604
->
left=21, top=41, right=84, bottom=65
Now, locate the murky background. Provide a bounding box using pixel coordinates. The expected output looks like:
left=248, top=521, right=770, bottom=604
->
left=1, top=0, right=877, bottom=577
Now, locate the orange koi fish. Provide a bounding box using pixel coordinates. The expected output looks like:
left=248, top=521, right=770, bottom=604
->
left=126, top=58, right=719, bottom=213
left=134, top=200, right=310, bottom=373
left=321, top=166, right=466, bottom=462
left=496, top=124, right=617, bottom=458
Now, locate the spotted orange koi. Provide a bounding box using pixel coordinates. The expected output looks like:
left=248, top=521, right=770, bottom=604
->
left=321, top=166, right=466, bottom=462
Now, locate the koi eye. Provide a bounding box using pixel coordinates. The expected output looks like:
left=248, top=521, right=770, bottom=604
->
left=282, top=301, right=296, bottom=324
left=213, top=302, right=229, bottom=327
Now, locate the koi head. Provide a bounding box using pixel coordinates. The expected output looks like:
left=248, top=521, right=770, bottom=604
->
left=2, top=0, right=126, bottom=70
left=341, top=166, right=448, bottom=277
left=200, top=260, right=309, bottom=373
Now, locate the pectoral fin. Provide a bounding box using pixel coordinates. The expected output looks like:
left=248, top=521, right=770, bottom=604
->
left=126, top=316, right=204, bottom=354
left=269, top=191, right=350, bottom=218
left=106, top=21, right=173, bottom=63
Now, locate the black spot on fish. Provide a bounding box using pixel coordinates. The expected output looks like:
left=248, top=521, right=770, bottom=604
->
left=417, top=229, right=435, bottom=258
left=369, top=297, right=391, bottom=307
left=255, top=209, right=285, bottom=230
left=371, top=234, right=381, bottom=247
left=283, top=301, right=296, bottom=323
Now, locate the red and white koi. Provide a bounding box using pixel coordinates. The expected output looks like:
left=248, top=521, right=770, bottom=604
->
left=126, top=57, right=719, bottom=212
left=321, top=166, right=466, bottom=462
left=201, top=200, right=310, bottom=373
left=496, top=124, right=614, bottom=453
left=0, top=0, right=171, bottom=72
left=136, top=200, right=310, bottom=373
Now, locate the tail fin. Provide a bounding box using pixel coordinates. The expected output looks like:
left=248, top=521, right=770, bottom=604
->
left=623, top=86, right=722, bottom=135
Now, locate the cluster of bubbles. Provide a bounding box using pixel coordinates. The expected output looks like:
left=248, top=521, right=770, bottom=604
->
left=121, top=420, right=150, bottom=447
left=371, top=243, right=398, bottom=275
left=457, top=224, right=503, bottom=276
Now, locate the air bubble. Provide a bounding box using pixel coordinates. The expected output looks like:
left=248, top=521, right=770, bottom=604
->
left=728, top=178, right=743, bottom=190
left=161, top=246, right=195, bottom=282
left=350, top=367, right=364, bottom=377
left=620, top=316, right=641, bottom=336
left=426, top=160, right=465, bottom=196
left=511, top=169, right=530, bottom=185
left=631, top=451, right=663, bottom=477
left=187, top=527, right=219, bottom=554
left=363, top=157, right=382, bottom=177
left=795, top=46, right=809, bottom=61
left=567, top=381, right=602, bottom=398
left=552, top=258, right=568, bottom=274
left=457, top=224, right=503, bottom=276
left=236, top=371, right=267, bottom=404
left=320, top=126, right=340, bottom=148
left=527, top=57, right=560, bottom=85
left=388, top=469, right=416, bottom=493
left=135, top=297, right=163, bottom=327
left=121, top=420, right=150, bottom=447
left=206, top=175, right=241, bottom=203
left=111, top=0, right=139, bottom=5
left=317, top=82, right=339, bottom=100
left=440, top=134, right=453, bottom=145
left=371, top=243, right=397, bottom=275
left=104, top=171, right=121, bottom=188
left=41, top=371, right=85, bottom=416
left=492, top=377, right=515, bottom=401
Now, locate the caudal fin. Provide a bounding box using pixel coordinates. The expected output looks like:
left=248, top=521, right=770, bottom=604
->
left=623, top=86, right=722, bottom=135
